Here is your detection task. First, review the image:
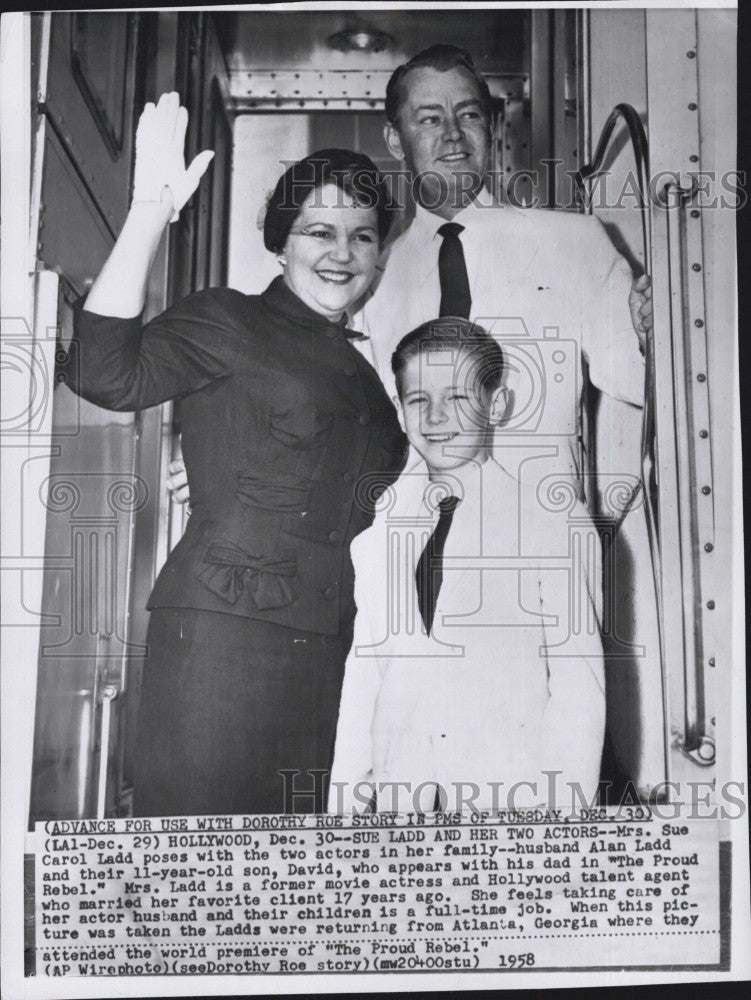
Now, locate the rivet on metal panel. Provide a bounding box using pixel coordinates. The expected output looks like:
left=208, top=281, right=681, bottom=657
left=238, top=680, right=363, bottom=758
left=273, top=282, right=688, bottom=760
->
left=706, top=600, right=715, bottom=610
left=695, top=319, right=704, bottom=328
left=697, top=372, right=706, bottom=382
left=689, top=155, right=699, bottom=163
left=709, top=658, right=716, bottom=666
left=687, top=50, right=696, bottom=58
left=37, top=240, right=43, bottom=251
left=56, top=372, right=66, bottom=383
left=691, top=209, right=700, bottom=218
left=688, top=102, right=698, bottom=111
left=701, top=485, right=711, bottom=495
left=699, top=429, right=708, bottom=438
left=704, top=543, right=714, bottom=553
left=692, top=263, right=702, bottom=271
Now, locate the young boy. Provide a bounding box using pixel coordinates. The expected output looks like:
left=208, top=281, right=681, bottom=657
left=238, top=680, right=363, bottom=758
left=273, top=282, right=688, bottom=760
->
left=328, top=318, right=606, bottom=814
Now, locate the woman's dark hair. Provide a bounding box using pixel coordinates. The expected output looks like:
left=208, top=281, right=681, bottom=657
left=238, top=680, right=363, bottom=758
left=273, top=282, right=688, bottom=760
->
left=385, top=44, right=493, bottom=126
left=391, top=317, right=505, bottom=398
left=263, top=148, right=395, bottom=254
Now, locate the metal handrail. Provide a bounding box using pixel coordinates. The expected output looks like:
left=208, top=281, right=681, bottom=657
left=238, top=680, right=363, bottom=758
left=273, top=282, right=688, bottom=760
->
left=96, top=686, right=119, bottom=818
left=574, top=105, right=659, bottom=577
left=575, top=106, right=665, bottom=773
left=576, top=103, right=652, bottom=274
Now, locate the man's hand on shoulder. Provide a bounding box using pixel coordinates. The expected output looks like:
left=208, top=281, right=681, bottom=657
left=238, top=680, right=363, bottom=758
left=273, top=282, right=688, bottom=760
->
left=167, top=458, right=190, bottom=505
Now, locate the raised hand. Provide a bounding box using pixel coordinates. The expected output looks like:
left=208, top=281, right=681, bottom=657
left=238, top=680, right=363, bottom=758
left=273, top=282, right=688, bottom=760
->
left=132, top=92, right=214, bottom=222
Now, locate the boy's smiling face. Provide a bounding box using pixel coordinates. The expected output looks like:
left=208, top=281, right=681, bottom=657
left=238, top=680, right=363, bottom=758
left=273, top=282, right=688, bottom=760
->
left=396, top=346, right=507, bottom=473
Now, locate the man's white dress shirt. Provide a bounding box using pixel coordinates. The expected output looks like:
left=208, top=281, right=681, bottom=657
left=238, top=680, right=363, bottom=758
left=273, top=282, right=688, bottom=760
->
left=355, top=196, right=645, bottom=491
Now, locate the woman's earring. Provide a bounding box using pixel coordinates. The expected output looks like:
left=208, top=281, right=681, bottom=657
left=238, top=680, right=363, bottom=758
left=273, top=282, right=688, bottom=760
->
left=277, top=254, right=286, bottom=267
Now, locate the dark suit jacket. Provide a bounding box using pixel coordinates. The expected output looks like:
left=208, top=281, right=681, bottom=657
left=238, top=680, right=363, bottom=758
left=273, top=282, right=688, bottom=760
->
left=68, top=277, right=407, bottom=635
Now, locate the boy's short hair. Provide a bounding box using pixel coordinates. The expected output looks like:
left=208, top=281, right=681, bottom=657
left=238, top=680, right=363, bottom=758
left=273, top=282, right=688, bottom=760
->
left=391, top=317, right=505, bottom=397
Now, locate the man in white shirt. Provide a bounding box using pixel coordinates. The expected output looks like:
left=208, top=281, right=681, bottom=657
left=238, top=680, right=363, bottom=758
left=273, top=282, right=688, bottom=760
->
left=355, top=44, right=648, bottom=492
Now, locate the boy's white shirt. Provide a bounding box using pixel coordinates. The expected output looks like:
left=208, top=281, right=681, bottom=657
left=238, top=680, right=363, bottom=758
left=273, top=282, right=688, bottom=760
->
left=329, top=448, right=606, bottom=813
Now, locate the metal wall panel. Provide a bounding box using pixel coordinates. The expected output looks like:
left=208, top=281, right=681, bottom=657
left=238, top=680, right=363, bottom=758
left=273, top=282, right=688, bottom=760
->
left=694, top=7, right=738, bottom=811
left=29, top=288, right=141, bottom=822
left=39, top=13, right=140, bottom=237
left=36, top=122, right=114, bottom=297
left=645, top=7, right=734, bottom=792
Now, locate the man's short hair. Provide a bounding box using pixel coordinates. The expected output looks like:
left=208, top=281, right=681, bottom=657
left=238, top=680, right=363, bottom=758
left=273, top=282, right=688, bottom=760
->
left=385, top=44, right=493, bottom=126
left=391, top=317, right=505, bottom=398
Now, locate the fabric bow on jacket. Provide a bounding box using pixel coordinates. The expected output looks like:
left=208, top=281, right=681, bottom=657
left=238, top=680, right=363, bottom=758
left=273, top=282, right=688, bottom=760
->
left=198, top=541, right=297, bottom=609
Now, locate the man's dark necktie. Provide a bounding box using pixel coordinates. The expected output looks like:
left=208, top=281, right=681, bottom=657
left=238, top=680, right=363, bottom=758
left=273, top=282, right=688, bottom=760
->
left=415, top=495, right=461, bottom=634
left=438, top=222, right=471, bottom=318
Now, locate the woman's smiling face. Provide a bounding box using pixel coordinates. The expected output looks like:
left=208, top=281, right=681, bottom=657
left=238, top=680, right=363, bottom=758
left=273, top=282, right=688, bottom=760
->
left=282, top=183, right=380, bottom=321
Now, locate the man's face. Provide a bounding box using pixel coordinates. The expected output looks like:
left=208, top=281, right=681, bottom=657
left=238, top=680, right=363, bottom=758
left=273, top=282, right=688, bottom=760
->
left=385, top=66, right=491, bottom=219
left=396, top=347, right=505, bottom=473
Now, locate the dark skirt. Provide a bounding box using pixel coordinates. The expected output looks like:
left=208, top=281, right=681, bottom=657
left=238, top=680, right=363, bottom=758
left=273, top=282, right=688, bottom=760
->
left=132, top=607, right=351, bottom=816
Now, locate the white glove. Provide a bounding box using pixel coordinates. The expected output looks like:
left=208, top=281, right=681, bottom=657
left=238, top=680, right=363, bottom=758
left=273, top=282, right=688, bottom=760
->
left=132, top=92, right=214, bottom=223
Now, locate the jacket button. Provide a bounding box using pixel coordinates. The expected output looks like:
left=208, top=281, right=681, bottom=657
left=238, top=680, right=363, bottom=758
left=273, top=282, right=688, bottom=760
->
left=358, top=414, right=369, bottom=426
left=324, top=586, right=336, bottom=600
left=328, top=530, right=341, bottom=542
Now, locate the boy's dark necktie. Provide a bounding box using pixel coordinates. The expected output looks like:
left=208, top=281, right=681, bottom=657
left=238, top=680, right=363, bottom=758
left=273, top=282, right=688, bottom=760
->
left=415, top=495, right=461, bottom=634
left=438, top=222, right=472, bottom=318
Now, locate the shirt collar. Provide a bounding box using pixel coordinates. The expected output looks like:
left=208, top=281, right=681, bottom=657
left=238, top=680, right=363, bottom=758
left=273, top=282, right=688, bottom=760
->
left=415, top=456, right=486, bottom=517
left=413, top=189, right=503, bottom=247
left=260, top=276, right=366, bottom=339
